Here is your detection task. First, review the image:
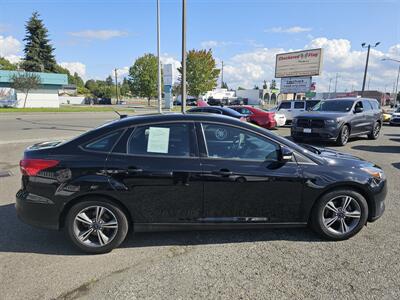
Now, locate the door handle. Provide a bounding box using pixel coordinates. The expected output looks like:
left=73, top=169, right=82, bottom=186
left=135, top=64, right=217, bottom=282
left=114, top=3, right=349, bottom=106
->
left=212, top=169, right=233, bottom=176
left=127, top=167, right=143, bottom=174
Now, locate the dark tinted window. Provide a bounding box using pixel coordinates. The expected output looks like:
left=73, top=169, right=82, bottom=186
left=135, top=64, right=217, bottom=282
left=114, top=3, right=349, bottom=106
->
left=362, top=100, right=372, bottom=111
left=202, top=123, right=279, bottom=161
left=312, top=100, right=354, bottom=112
left=279, top=102, right=291, bottom=109
left=84, top=130, right=123, bottom=152
left=306, top=100, right=320, bottom=110
left=294, top=102, right=305, bottom=109
left=128, top=123, right=193, bottom=157
left=203, top=108, right=222, bottom=114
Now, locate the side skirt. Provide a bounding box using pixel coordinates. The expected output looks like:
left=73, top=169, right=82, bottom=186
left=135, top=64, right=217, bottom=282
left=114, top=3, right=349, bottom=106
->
left=134, top=222, right=308, bottom=232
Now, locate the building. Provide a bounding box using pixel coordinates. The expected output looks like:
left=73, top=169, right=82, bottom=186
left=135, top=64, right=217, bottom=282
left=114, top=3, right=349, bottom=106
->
left=0, top=70, right=68, bottom=108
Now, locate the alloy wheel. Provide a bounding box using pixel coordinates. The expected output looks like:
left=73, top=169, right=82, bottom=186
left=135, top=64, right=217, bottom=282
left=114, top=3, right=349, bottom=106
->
left=341, top=126, right=349, bottom=145
left=373, top=123, right=381, bottom=138
left=73, top=205, right=119, bottom=247
left=322, top=195, right=361, bottom=235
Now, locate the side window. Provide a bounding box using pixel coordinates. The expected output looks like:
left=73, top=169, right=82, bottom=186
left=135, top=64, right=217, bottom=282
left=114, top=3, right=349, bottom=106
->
left=294, top=102, right=305, bottom=109
left=202, top=123, right=280, bottom=161
left=370, top=100, right=380, bottom=110
left=355, top=101, right=363, bottom=110
left=278, top=102, right=291, bottom=110
left=241, top=108, right=252, bottom=115
left=128, top=123, right=194, bottom=157
left=83, top=130, right=123, bottom=152
left=362, top=100, right=372, bottom=111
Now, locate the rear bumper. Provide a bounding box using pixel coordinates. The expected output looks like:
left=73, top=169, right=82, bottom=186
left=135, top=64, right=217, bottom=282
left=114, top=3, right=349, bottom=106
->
left=291, top=126, right=340, bottom=141
left=16, top=189, right=60, bottom=230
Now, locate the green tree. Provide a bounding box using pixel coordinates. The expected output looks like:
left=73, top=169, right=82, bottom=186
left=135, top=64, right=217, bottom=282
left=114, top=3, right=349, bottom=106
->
left=11, top=72, right=41, bottom=108
left=237, top=86, right=245, bottom=90
left=0, top=57, right=17, bottom=70
left=128, top=53, right=158, bottom=105
left=106, top=75, right=113, bottom=86
left=178, top=49, right=220, bottom=97
left=22, top=12, right=57, bottom=72
left=221, top=81, right=229, bottom=89
left=120, top=78, right=130, bottom=97
left=270, top=79, right=277, bottom=89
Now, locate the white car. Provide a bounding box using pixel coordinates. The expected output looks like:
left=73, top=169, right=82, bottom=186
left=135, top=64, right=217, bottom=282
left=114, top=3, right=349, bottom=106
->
left=275, top=100, right=321, bottom=123
left=389, top=107, right=400, bottom=125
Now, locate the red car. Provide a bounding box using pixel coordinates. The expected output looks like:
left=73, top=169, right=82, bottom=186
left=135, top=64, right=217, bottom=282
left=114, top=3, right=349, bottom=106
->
left=229, top=105, right=276, bottom=129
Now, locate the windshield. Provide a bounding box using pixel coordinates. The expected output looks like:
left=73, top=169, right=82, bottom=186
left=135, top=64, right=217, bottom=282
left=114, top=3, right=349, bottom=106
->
left=312, top=100, right=354, bottom=112
left=396, top=107, right=400, bottom=113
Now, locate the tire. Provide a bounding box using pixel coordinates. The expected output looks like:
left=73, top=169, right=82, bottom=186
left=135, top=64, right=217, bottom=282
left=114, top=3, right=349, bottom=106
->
left=336, top=125, right=350, bottom=146
left=65, top=197, right=129, bottom=254
left=368, top=121, right=381, bottom=140
left=310, top=189, right=368, bottom=241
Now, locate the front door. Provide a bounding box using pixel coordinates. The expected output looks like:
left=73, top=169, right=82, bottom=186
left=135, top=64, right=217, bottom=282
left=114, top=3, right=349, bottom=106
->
left=198, top=122, right=304, bottom=223
left=105, top=122, right=203, bottom=224
left=351, top=101, right=367, bottom=135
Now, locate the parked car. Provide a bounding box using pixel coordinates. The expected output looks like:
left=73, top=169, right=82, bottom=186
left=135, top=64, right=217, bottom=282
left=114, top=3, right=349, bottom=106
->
left=389, top=107, right=400, bottom=125
left=229, top=105, right=276, bottom=129
left=16, top=113, right=387, bottom=253
left=275, top=100, right=321, bottom=123
left=173, top=98, right=197, bottom=106
left=382, top=110, right=392, bottom=123
left=291, top=98, right=383, bottom=146
left=187, top=106, right=248, bottom=121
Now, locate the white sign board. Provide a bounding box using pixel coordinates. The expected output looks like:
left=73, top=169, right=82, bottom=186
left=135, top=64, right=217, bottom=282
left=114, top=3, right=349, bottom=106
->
left=280, top=77, right=312, bottom=93
left=275, top=48, right=323, bottom=78
left=163, top=64, right=174, bottom=86
left=147, top=127, right=170, bottom=154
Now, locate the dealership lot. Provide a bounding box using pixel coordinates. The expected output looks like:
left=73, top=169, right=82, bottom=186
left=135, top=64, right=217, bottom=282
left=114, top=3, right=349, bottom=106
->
left=0, top=112, right=399, bottom=299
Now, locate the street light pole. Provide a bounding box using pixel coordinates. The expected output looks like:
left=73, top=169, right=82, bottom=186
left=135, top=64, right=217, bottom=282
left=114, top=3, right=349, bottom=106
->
left=114, top=68, right=119, bottom=105
left=181, top=0, right=187, bottom=113
left=361, top=42, right=380, bottom=96
left=382, top=58, right=400, bottom=104
left=156, top=0, right=162, bottom=113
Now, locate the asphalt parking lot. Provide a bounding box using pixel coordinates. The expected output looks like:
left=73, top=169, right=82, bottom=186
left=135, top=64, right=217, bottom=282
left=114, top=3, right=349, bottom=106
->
left=0, top=112, right=399, bottom=300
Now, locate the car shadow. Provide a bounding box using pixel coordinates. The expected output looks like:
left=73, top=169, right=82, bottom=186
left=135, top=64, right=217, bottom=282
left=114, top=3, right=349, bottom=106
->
left=392, top=162, right=400, bottom=170
left=0, top=203, right=325, bottom=255
left=352, top=145, right=400, bottom=154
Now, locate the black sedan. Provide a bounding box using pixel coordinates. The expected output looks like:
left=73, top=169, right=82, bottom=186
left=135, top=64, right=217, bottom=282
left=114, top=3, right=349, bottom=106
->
left=187, top=106, right=248, bottom=121
left=16, top=113, right=387, bottom=253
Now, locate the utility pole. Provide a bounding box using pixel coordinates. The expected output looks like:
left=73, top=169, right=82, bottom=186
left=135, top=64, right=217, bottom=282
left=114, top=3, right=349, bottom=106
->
left=328, top=77, right=333, bottom=98
left=181, top=0, right=187, bottom=113
left=361, top=42, right=380, bottom=96
left=114, top=68, right=119, bottom=105
left=221, top=61, right=224, bottom=88
left=156, top=0, right=162, bottom=113
left=382, top=58, right=400, bottom=104
left=334, top=72, right=339, bottom=93
left=368, top=77, right=371, bottom=90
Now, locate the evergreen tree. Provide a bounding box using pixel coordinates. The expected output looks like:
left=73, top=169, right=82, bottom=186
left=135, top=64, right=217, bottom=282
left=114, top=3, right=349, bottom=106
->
left=22, top=11, right=57, bottom=72
left=106, top=75, right=114, bottom=86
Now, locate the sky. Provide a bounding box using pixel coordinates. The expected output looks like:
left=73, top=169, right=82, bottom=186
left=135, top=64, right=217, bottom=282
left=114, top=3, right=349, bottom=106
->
left=0, top=0, right=399, bottom=92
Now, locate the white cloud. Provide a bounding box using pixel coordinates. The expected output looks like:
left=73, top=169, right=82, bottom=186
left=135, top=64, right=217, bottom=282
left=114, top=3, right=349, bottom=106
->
left=68, top=30, right=128, bottom=40
left=201, top=40, right=232, bottom=49
left=0, top=35, right=21, bottom=58
left=265, top=26, right=312, bottom=33
left=221, top=37, right=399, bottom=92
left=60, top=62, right=86, bottom=78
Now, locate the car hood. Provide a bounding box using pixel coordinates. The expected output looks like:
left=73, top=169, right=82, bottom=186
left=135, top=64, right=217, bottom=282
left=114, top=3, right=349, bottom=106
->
left=302, top=144, right=376, bottom=168
left=297, top=111, right=348, bottom=120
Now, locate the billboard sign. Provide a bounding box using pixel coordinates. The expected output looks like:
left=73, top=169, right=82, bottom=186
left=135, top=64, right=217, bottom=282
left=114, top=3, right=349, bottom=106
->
left=163, top=64, right=173, bottom=86
left=275, top=48, right=323, bottom=78
left=280, top=76, right=312, bottom=93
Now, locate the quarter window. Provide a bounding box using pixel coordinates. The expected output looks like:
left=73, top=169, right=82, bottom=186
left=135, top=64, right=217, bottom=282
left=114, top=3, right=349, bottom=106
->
left=84, top=130, right=123, bottom=152
left=202, top=123, right=279, bottom=161
left=128, top=123, right=194, bottom=157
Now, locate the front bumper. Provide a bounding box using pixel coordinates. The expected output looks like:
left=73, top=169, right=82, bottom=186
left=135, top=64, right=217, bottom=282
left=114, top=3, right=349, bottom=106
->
left=16, top=189, right=60, bottom=230
left=291, top=126, right=340, bottom=141
left=367, top=178, right=387, bottom=222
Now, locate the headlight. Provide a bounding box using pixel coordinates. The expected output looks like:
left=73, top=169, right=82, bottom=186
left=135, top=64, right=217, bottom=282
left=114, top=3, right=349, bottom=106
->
left=325, top=119, right=337, bottom=125
left=361, top=167, right=385, bottom=181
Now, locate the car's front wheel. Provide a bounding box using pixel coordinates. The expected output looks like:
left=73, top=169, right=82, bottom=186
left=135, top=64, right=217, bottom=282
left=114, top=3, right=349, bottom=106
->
left=65, top=198, right=129, bottom=254
left=310, top=189, right=368, bottom=240
left=336, top=125, right=350, bottom=146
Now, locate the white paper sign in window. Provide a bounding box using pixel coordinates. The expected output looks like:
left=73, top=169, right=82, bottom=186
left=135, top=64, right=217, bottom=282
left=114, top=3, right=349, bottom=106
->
left=147, top=127, right=170, bottom=153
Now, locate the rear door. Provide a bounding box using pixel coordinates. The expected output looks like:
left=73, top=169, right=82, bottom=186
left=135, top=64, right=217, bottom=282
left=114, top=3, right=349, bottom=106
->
left=105, top=122, right=203, bottom=224
left=362, top=99, right=374, bottom=132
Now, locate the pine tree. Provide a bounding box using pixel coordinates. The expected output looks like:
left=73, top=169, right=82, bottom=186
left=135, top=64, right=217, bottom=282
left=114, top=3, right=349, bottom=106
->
left=22, top=11, right=57, bottom=72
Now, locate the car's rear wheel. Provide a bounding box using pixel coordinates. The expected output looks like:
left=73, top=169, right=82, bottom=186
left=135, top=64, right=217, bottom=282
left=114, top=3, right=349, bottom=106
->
left=336, top=125, right=350, bottom=146
left=368, top=122, right=381, bottom=140
left=310, top=189, right=368, bottom=240
left=65, top=198, right=129, bottom=254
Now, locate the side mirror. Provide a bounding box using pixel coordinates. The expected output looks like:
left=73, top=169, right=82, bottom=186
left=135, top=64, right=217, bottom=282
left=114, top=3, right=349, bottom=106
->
left=354, top=106, right=363, bottom=113
left=280, top=146, right=293, bottom=162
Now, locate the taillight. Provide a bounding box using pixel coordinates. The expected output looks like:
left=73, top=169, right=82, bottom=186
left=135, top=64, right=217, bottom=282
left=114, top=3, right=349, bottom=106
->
left=20, top=159, right=59, bottom=176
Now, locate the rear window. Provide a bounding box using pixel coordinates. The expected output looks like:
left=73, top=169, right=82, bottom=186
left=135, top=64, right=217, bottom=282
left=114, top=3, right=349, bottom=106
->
left=306, top=100, right=320, bottom=110
left=294, top=102, right=305, bottom=109
left=83, top=130, right=123, bottom=152
left=279, top=102, right=291, bottom=109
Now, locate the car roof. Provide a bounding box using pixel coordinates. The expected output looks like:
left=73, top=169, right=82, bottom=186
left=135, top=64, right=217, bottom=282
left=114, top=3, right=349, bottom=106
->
left=187, top=106, right=245, bottom=116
